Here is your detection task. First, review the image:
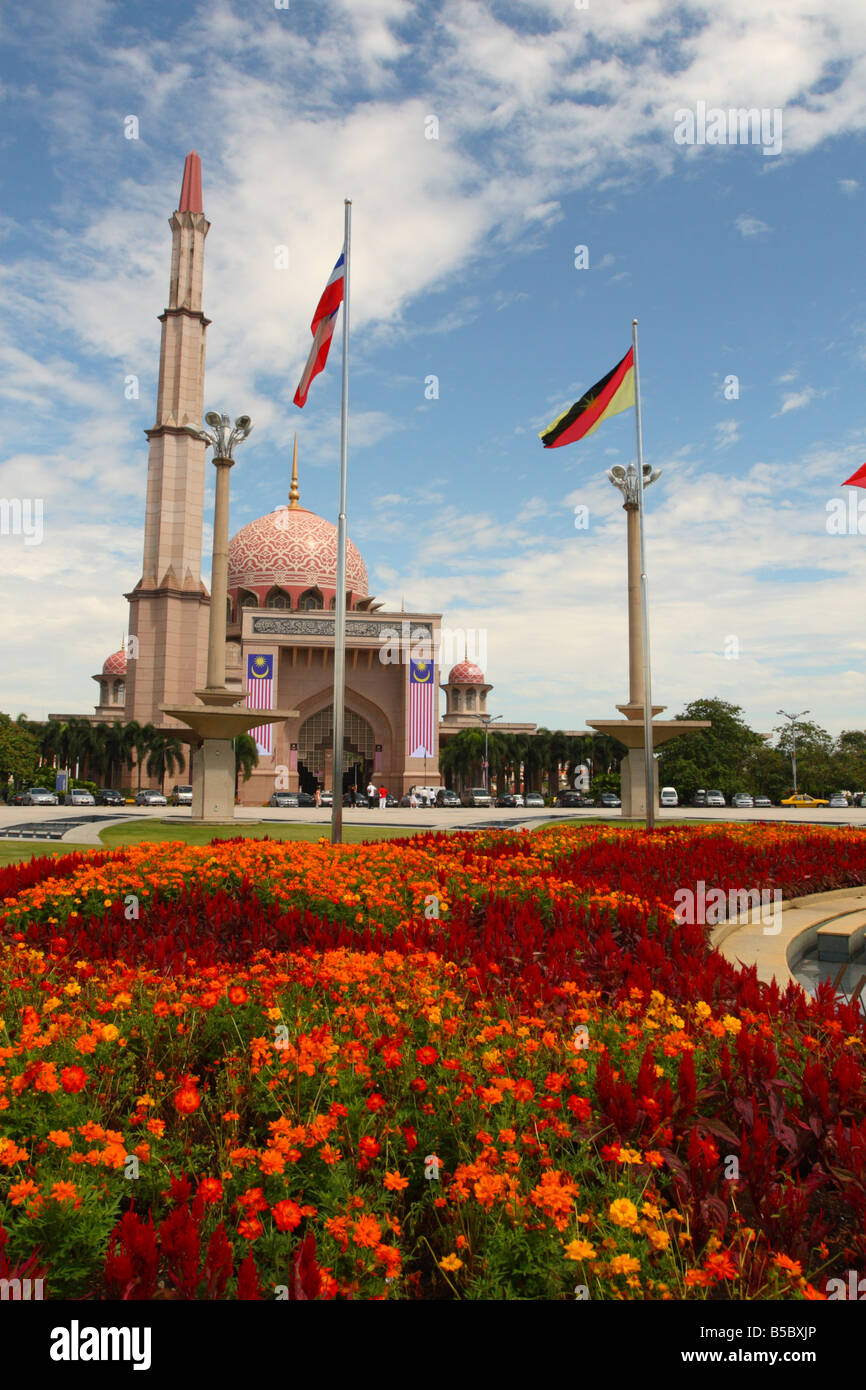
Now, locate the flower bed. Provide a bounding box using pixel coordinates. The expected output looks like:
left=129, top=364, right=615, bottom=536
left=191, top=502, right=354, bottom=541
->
left=1, top=824, right=864, bottom=1300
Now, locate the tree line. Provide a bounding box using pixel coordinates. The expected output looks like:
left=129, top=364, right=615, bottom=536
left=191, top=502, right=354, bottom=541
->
left=0, top=715, right=259, bottom=797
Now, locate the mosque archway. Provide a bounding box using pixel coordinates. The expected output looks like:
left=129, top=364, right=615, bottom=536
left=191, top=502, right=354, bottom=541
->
left=297, top=705, right=375, bottom=794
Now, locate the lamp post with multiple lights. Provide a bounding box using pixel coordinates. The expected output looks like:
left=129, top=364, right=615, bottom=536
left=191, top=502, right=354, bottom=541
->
left=777, top=708, right=809, bottom=794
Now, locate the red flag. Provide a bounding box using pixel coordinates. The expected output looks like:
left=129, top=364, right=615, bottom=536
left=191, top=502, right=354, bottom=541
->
left=293, top=250, right=345, bottom=408
left=842, top=462, right=866, bottom=488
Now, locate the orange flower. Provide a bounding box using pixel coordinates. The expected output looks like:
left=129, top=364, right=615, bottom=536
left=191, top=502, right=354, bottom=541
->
left=173, top=1083, right=200, bottom=1115
left=9, top=1179, right=38, bottom=1206
left=272, top=1199, right=303, bottom=1231
left=773, top=1253, right=802, bottom=1277
left=50, top=1181, right=78, bottom=1202
left=228, top=986, right=249, bottom=1005
left=513, top=1078, right=535, bottom=1102
left=238, top=1217, right=264, bottom=1240
left=353, top=1215, right=382, bottom=1248
left=439, top=1253, right=463, bottom=1272
left=60, top=1065, right=88, bottom=1093
left=197, top=1177, right=223, bottom=1202
left=383, top=1171, right=409, bottom=1192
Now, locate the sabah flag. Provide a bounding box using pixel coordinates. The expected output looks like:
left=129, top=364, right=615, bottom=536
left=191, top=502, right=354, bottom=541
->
left=539, top=347, right=635, bottom=448
left=293, top=250, right=345, bottom=408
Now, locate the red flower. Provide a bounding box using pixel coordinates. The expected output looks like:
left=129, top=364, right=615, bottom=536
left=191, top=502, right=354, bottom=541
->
left=365, top=1092, right=386, bottom=1113
left=60, top=1066, right=88, bottom=1094
left=228, top=986, right=249, bottom=1005
left=197, top=1178, right=223, bottom=1203
left=359, top=1136, right=381, bottom=1159
left=416, top=1046, right=438, bottom=1066
left=174, top=1083, right=201, bottom=1115
left=567, top=1094, right=591, bottom=1122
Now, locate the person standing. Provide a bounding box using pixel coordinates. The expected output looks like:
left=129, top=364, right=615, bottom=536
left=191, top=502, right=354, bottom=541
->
left=409, top=790, right=418, bottom=808
left=379, top=785, right=387, bottom=809
left=367, top=779, right=376, bottom=808
left=314, top=787, right=321, bottom=809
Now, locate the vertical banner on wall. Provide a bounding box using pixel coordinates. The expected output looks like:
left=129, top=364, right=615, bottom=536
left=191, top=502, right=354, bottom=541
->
left=408, top=659, right=436, bottom=758
left=246, top=653, right=274, bottom=755
left=289, top=742, right=298, bottom=772
left=374, top=743, right=383, bottom=773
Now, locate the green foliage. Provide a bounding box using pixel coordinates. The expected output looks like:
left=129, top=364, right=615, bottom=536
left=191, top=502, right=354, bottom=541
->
left=657, top=698, right=765, bottom=799
left=0, top=716, right=40, bottom=789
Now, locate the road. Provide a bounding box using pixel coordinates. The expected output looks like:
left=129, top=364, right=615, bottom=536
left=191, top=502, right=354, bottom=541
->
left=2, top=802, right=866, bottom=844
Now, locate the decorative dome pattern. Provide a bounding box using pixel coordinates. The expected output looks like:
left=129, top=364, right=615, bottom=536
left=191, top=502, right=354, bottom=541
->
left=102, top=649, right=128, bottom=675
left=228, top=506, right=368, bottom=596
left=447, top=661, right=486, bottom=685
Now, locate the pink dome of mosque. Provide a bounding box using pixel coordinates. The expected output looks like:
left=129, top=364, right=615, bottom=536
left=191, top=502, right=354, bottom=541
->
left=448, top=661, right=486, bottom=685
left=102, top=649, right=127, bottom=675
left=228, top=506, right=368, bottom=599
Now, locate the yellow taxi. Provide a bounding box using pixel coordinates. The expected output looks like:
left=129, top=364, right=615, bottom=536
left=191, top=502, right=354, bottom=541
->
left=780, top=792, right=828, bottom=808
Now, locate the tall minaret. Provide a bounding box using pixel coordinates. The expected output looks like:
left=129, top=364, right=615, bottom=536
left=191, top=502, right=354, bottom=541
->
left=125, top=151, right=212, bottom=730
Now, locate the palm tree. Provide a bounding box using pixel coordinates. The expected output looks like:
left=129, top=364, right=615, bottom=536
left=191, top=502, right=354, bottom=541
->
left=525, top=729, right=551, bottom=795
left=102, top=722, right=135, bottom=789
left=145, top=732, right=184, bottom=793
left=126, top=721, right=157, bottom=790
left=234, top=734, right=259, bottom=796
left=547, top=730, right=570, bottom=800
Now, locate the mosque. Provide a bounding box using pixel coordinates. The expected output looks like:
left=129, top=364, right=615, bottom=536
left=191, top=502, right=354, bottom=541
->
left=50, top=153, right=538, bottom=803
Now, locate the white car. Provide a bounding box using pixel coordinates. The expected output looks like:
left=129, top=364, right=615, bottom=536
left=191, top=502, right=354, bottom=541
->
left=706, top=790, right=726, bottom=807
left=135, top=789, right=168, bottom=806
left=23, top=786, right=58, bottom=806
left=66, top=788, right=96, bottom=806
left=659, top=786, right=678, bottom=807
left=461, top=787, right=492, bottom=807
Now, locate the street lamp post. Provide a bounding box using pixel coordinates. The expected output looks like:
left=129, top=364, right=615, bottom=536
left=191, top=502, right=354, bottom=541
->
left=472, top=713, right=501, bottom=792
left=777, top=709, right=809, bottom=794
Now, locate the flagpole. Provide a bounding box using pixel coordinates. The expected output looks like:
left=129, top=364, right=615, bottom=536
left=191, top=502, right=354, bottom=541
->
left=631, top=318, right=655, bottom=831
left=330, top=199, right=351, bottom=845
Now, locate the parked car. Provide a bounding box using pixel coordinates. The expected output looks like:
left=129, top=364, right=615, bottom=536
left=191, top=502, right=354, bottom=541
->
left=170, top=784, right=193, bottom=806
left=524, top=792, right=545, bottom=808
left=23, top=787, right=58, bottom=806
left=659, top=786, right=678, bottom=807
left=343, top=791, right=369, bottom=807
left=298, top=791, right=315, bottom=808
left=461, top=787, right=492, bottom=807
left=731, top=792, right=754, bottom=808
left=780, top=793, right=828, bottom=808
left=495, top=793, right=520, bottom=808
left=435, top=788, right=461, bottom=807
left=66, top=788, right=96, bottom=806
left=134, top=789, right=168, bottom=806
left=705, top=790, right=726, bottom=807
left=555, top=790, right=595, bottom=808
left=827, top=794, right=850, bottom=808
left=598, top=791, right=622, bottom=808
left=9, top=790, right=29, bottom=805
left=691, top=790, right=707, bottom=807
left=753, top=795, right=773, bottom=808
left=856, top=795, right=866, bottom=809
left=408, top=786, right=442, bottom=807
left=268, top=792, right=299, bottom=808
left=97, top=788, right=125, bottom=806
left=319, top=789, right=333, bottom=806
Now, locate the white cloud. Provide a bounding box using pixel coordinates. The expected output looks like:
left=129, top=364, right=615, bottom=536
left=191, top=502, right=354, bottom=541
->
left=839, top=178, right=860, bottom=195
left=775, top=387, right=818, bottom=415
left=714, top=420, right=740, bottom=449
left=735, top=213, right=772, bottom=238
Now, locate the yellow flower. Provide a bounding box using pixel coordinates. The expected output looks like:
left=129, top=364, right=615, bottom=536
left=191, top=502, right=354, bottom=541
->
left=439, top=1254, right=463, bottom=1272
left=641, top=1202, right=660, bottom=1219
left=101, top=1024, right=119, bottom=1042
left=563, top=1239, right=597, bottom=1261
left=609, top=1254, right=641, bottom=1275
left=646, top=1228, right=670, bottom=1251
left=63, top=982, right=81, bottom=996
left=608, top=1198, right=639, bottom=1228
left=694, top=1001, right=712, bottom=1020
left=722, top=1015, right=741, bottom=1035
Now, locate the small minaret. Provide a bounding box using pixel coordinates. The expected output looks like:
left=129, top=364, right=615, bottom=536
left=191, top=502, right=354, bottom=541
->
left=125, top=151, right=212, bottom=729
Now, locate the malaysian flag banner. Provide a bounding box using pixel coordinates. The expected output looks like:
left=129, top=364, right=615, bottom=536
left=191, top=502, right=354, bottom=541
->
left=289, top=742, right=298, bottom=772
left=293, top=249, right=345, bottom=408
left=408, top=659, right=435, bottom=758
left=246, top=653, right=275, bottom=755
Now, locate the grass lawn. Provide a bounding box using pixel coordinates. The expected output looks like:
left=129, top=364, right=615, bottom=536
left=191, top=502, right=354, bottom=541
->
left=96, top=819, right=420, bottom=849
left=0, top=841, right=93, bottom=867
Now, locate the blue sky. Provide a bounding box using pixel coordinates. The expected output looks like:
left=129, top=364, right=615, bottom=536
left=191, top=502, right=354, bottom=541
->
left=2, top=0, right=866, bottom=735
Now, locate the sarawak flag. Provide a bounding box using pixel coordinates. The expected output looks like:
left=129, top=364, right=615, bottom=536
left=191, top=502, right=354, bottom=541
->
left=293, top=250, right=345, bottom=408
left=842, top=462, right=866, bottom=488
left=540, top=347, right=634, bottom=448
left=246, top=653, right=274, bottom=755
left=408, top=659, right=435, bottom=758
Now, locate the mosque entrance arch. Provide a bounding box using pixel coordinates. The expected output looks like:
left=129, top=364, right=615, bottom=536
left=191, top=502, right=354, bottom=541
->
left=297, top=705, right=375, bottom=794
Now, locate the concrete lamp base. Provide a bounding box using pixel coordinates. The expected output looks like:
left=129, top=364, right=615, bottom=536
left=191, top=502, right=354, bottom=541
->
left=587, top=717, right=712, bottom=820
left=160, top=703, right=298, bottom=823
